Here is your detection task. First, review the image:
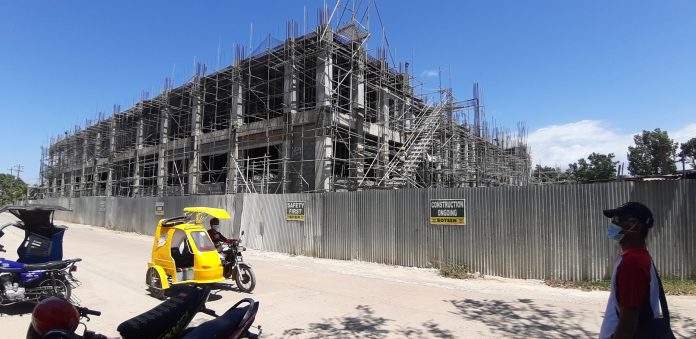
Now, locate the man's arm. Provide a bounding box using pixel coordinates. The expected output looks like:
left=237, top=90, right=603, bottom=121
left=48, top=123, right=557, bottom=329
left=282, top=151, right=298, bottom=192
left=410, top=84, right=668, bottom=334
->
left=613, top=307, right=639, bottom=339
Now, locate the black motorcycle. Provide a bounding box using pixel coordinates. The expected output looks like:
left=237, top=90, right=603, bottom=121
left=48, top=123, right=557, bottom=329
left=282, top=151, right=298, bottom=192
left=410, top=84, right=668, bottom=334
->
left=220, top=231, right=256, bottom=293
left=26, top=285, right=261, bottom=339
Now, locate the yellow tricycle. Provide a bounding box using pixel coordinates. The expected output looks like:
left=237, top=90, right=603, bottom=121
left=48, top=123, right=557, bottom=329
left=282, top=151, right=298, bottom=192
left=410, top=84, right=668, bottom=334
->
left=145, top=207, right=228, bottom=299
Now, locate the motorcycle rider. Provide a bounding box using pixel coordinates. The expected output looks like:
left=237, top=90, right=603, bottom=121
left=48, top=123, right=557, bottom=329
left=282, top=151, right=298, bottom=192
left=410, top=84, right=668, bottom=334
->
left=207, top=218, right=233, bottom=249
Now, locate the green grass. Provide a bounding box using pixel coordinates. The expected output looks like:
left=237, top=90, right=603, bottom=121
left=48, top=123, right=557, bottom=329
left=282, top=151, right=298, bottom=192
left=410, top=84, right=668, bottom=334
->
left=439, top=264, right=482, bottom=279
left=545, top=277, right=696, bottom=296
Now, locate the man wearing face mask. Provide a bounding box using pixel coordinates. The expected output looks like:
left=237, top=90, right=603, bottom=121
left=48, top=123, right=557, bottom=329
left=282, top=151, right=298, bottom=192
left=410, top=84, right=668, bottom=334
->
left=207, top=217, right=232, bottom=248
left=599, top=202, right=674, bottom=339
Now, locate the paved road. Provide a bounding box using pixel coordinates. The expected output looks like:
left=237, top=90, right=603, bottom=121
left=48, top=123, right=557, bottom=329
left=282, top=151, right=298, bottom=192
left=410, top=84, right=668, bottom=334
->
left=1, top=213, right=695, bottom=338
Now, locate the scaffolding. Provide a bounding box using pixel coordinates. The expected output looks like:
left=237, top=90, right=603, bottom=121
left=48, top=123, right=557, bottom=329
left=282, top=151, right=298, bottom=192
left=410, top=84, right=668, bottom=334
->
left=40, top=3, right=531, bottom=198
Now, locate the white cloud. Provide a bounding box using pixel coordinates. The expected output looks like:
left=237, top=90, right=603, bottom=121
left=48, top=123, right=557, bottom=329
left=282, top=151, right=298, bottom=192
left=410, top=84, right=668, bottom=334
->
left=672, top=123, right=696, bottom=144
left=528, top=120, right=696, bottom=170
left=528, top=120, right=634, bottom=169
left=421, top=69, right=439, bottom=77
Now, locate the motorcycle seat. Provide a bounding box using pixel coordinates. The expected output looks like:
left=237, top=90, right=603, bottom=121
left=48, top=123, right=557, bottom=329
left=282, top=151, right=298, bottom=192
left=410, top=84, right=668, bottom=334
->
left=183, top=299, right=259, bottom=339
left=117, top=286, right=209, bottom=339
left=23, top=259, right=80, bottom=271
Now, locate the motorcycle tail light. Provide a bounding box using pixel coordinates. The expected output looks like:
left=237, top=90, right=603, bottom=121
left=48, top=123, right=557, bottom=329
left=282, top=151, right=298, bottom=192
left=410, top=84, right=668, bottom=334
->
left=71, top=265, right=77, bottom=272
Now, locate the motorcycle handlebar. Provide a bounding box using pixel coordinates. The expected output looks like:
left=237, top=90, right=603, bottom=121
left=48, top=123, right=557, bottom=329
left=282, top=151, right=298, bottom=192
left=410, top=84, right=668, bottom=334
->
left=76, top=306, right=102, bottom=317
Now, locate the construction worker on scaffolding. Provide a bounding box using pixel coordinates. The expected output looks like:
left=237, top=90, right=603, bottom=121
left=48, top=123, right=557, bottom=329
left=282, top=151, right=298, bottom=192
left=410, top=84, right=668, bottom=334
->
left=397, top=146, right=407, bottom=163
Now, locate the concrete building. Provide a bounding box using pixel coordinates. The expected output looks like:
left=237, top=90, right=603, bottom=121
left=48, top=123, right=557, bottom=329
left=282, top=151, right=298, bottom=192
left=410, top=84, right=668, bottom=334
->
left=41, top=19, right=531, bottom=198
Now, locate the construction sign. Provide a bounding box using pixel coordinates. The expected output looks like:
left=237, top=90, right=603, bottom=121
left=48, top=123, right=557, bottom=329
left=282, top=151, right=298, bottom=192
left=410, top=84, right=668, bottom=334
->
left=430, top=199, right=466, bottom=225
left=155, top=202, right=165, bottom=216
left=286, top=201, right=305, bottom=221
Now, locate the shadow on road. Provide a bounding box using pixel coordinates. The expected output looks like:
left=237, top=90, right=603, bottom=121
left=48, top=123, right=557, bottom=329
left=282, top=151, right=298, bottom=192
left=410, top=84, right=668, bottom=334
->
left=0, top=302, right=35, bottom=316
left=671, top=313, right=696, bottom=338
left=447, top=298, right=597, bottom=338
left=282, top=305, right=455, bottom=338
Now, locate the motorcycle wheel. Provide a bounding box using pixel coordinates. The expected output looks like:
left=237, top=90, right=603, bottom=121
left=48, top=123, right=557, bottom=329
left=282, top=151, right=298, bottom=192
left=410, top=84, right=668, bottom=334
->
left=146, top=268, right=166, bottom=300
left=235, top=265, right=256, bottom=293
left=39, top=278, right=71, bottom=301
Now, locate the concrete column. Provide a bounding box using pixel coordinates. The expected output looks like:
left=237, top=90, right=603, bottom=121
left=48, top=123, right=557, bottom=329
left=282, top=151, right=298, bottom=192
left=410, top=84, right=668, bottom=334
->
left=157, top=103, right=170, bottom=196
left=60, top=171, right=66, bottom=197
left=48, top=151, right=56, bottom=197
left=106, top=119, right=116, bottom=196
left=314, top=136, right=333, bottom=191
left=92, top=131, right=101, bottom=196
left=133, top=114, right=144, bottom=196
left=78, top=138, right=86, bottom=196
left=188, top=84, right=202, bottom=195
left=350, top=45, right=366, bottom=190
left=227, top=74, right=244, bottom=194
left=316, top=26, right=333, bottom=107
left=378, top=88, right=391, bottom=181
left=282, top=40, right=299, bottom=193
left=314, top=29, right=334, bottom=192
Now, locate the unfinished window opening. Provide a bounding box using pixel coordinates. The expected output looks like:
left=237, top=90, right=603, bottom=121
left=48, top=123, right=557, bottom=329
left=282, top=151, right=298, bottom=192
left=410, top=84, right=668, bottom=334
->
left=202, top=74, right=232, bottom=133
left=333, top=50, right=352, bottom=115
left=142, top=105, right=162, bottom=145
left=167, top=159, right=189, bottom=187
left=140, top=157, right=158, bottom=195
left=243, top=55, right=285, bottom=123
left=298, top=54, right=317, bottom=110
left=114, top=114, right=138, bottom=152
left=168, top=89, right=193, bottom=140
left=365, top=89, right=378, bottom=123
left=200, top=153, right=228, bottom=184
left=333, top=140, right=350, bottom=178
left=114, top=160, right=134, bottom=196
left=97, top=172, right=107, bottom=194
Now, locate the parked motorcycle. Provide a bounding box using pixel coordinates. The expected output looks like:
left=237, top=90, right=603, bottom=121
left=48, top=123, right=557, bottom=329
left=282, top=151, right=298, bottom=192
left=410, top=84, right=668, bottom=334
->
left=0, top=205, right=82, bottom=305
left=26, top=285, right=261, bottom=339
left=220, top=231, right=256, bottom=293
left=0, top=244, right=80, bottom=305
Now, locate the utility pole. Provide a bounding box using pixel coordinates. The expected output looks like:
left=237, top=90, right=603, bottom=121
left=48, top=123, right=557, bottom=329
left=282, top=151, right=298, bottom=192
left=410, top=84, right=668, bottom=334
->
left=8, top=164, right=24, bottom=180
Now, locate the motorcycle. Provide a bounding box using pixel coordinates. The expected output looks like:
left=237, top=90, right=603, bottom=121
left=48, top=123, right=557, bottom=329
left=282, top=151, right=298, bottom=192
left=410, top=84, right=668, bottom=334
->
left=0, top=205, right=82, bottom=305
left=26, top=285, right=261, bottom=339
left=0, top=244, right=80, bottom=305
left=219, top=231, right=256, bottom=293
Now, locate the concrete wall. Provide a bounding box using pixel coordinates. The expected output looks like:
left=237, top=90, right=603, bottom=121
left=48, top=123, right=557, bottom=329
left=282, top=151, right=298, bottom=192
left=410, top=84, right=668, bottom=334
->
left=36, top=180, right=696, bottom=280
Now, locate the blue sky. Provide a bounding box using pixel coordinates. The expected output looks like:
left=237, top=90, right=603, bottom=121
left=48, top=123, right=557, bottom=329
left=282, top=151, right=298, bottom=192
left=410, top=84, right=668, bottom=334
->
left=1, top=1, right=695, bottom=184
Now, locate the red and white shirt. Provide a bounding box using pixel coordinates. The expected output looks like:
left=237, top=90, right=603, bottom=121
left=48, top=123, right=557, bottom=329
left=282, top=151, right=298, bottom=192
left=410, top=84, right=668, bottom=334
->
left=599, top=248, right=662, bottom=338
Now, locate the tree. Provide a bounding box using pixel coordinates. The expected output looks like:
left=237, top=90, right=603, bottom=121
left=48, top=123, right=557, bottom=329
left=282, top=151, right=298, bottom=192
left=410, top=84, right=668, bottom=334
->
left=0, top=174, right=27, bottom=205
left=678, top=137, right=696, bottom=169
left=567, top=153, right=618, bottom=183
left=532, top=165, right=570, bottom=184
left=627, top=129, right=678, bottom=176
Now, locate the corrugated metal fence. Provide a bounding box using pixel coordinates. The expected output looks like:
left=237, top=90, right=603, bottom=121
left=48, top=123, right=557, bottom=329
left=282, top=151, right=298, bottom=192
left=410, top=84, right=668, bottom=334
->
left=36, top=181, right=695, bottom=280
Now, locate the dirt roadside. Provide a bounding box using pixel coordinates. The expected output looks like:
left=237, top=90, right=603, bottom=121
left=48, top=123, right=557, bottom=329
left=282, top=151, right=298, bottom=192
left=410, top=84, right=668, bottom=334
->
left=0, top=213, right=694, bottom=338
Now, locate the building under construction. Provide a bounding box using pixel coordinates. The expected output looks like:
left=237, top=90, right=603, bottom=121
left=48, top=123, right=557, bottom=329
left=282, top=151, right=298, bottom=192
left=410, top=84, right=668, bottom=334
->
left=40, top=11, right=531, bottom=198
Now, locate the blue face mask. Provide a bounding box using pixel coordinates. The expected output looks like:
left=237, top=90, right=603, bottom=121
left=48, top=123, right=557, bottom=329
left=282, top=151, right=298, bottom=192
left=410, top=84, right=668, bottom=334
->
left=607, top=223, right=624, bottom=241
